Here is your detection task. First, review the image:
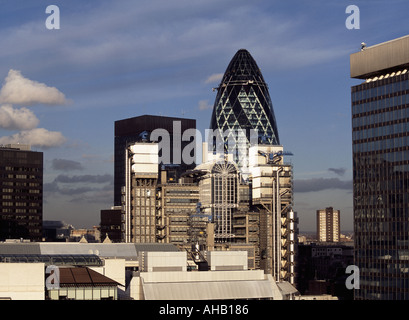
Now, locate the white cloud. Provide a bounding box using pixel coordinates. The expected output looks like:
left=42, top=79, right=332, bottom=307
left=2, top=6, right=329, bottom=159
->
left=0, top=104, right=39, bottom=130
left=0, top=69, right=68, bottom=149
left=0, top=69, right=67, bottom=106
left=0, top=128, right=67, bottom=149
left=205, top=73, right=223, bottom=84
left=198, top=99, right=213, bottom=110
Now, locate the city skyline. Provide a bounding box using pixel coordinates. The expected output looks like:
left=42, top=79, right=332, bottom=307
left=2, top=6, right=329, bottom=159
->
left=0, top=1, right=408, bottom=231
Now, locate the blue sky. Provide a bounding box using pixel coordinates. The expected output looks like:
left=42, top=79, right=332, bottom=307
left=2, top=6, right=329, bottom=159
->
left=0, top=0, right=408, bottom=231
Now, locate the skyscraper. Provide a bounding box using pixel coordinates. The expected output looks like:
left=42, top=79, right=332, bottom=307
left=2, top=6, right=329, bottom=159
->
left=114, top=115, right=196, bottom=207
left=209, top=49, right=280, bottom=172
left=208, top=49, right=296, bottom=283
left=0, top=144, right=43, bottom=241
left=351, top=35, right=409, bottom=300
left=316, top=207, right=340, bottom=242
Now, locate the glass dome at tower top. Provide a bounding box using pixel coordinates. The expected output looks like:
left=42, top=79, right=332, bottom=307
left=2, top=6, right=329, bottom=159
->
left=209, top=49, right=280, bottom=146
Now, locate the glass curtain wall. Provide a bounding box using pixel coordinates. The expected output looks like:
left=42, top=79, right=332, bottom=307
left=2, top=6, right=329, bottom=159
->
left=352, top=70, right=409, bottom=300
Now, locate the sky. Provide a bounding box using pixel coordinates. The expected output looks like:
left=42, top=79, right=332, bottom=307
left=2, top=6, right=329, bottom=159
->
left=0, top=0, right=408, bottom=232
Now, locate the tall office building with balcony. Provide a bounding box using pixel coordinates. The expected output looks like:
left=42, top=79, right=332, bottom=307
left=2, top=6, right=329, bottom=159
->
left=0, top=144, right=43, bottom=241
left=351, top=35, right=409, bottom=300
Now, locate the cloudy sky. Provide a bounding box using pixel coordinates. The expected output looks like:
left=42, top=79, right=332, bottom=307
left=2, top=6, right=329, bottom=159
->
left=1, top=0, right=408, bottom=231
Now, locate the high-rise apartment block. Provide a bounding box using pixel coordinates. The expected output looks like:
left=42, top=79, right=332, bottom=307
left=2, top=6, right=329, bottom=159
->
left=351, top=35, right=409, bottom=300
left=316, top=207, right=340, bottom=242
left=0, top=144, right=43, bottom=241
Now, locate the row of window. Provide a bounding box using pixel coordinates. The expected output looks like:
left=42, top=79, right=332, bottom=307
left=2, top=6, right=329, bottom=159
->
left=353, top=122, right=409, bottom=141
left=352, top=79, right=409, bottom=103
left=169, top=216, right=188, bottom=222
left=355, top=180, right=409, bottom=193
left=353, top=94, right=409, bottom=116
left=2, top=201, right=40, bottom=206
left=165, top=190, right=199, bottom=195
left=0, top=174, right=41, bottom=179
left=353, top=136, right=409, bottom=153
left=169, top=227, right=188, bottom=234
left=2, top=188, right=41, bottom=193
left=3, top=193, right=40, bottom=200
left=2, top=182, right=40, bottom=187
left=0, top=166, right=41, bottom=172
left=353, top=149, right=409, bottom=163
left=355, top=221, right=409, bottom=233
left=353, top=105, right=409, bottom=128
left=166, top=198, right=197, bottom=203
left=1, top=212, right=40, bottom=217
left=354, top=206, right=409, bottom=219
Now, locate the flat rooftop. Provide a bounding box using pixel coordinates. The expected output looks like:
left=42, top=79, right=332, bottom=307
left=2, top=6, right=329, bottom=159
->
left=0, top=242, right=179, bottom=261
left=350, top=35, right=409, bottom=79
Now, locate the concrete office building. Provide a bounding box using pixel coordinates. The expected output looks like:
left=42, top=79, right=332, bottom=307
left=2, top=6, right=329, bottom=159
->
left=123, top=142, right=159, bottom=243
left=351, top=35, right=409, bottom=299
left=316, top=207, right=340, bottom=242
left=0, top=144, right=43, bottom=242
left=249, top=144, right=296, bottom=284
left=157, top=170, right=201, bottom=247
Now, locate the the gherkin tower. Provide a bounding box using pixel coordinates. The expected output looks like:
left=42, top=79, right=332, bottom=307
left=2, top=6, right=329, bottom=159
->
left=209, top=49, right=280, bottom=165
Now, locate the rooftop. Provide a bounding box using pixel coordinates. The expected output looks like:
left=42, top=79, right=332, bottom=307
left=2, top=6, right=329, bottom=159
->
left=350, top=34, right=409, bottom=79
left=0, top=242, right=179, bottom=261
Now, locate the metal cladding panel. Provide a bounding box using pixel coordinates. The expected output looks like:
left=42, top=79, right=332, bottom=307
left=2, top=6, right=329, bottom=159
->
left=350, top=35, right=409, bottom=79
left=142, top=279, right=277, bottom=300
left=39, top=243, right=139, bottom=258
left=130, top=144, right=158, bottom=157
left=0, top=243, right=41, bottom=255
left=132, top=154, right=158, bottom=164
left=131, top=164, right=158, bottom=174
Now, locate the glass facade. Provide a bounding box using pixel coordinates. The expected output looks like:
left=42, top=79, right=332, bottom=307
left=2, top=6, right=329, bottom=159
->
left=114, top=115, right=196, bottom=206
left=0, top=147, right=43, bottom=242
left=209, top=49, right=280, bottom=170
left=197, top=161, right=239, bottom=242
left=352, top=70, right=409, bottom=300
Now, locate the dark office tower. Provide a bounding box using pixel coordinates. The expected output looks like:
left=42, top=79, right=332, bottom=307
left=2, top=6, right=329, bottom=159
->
left=209, top=49, right=280, bottom=169
left=0, top=144, right=43, bottom=242
left=114, top=115, right=196, bottom=206
left=351, top=35, right=409, bottom=300
left=100, top=207, right=122, bottom=243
